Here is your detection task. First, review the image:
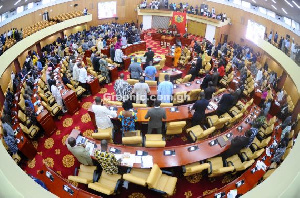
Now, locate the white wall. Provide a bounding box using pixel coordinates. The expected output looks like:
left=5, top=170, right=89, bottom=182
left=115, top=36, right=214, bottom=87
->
left=142, top=15, right=152, bottom=30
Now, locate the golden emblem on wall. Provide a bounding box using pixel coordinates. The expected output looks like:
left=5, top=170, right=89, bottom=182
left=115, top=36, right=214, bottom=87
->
left=174, top=15, right=184, bottom=23
left=81, top=113, right=91, bottom=123
left=44, top=138, right=54, bottom=149
left=63, top=118, right=73, bottom=127
left=62, top=154, right=75, bottom=168
left=43, top=157, right=54, bottom=168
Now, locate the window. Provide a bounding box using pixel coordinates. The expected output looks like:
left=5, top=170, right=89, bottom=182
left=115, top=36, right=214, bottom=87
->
left=259, top=7, right=267, bottom=14
left=267, top=10, right=275, bottom=18
left=242, top=1, right=251, bottom=8
left=28, top=2, right=34, bottom=9
left=284, top=17, right=292, bottom=26
left=16, top=6, right=24, bottom=14
left=246, top=20, right=266, bottom=43
left=233, top=0, right=242, bottom=5
left=292, top=20, right=299, bottom=30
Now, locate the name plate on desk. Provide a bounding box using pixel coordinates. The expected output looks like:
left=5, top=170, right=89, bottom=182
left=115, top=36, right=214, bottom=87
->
left=196, top=80, right=201, bottom=84
left=162, top=70, right=167, bottom=73
left=170, top=107, right=179, bottom=112
left=109, top=106, right=118, bottom=111
left=172, top=68, right=177, bottom=72
left=136, top=150, right=148, bottom=156
left=209, top=139, right=218, bottom=146
left=173, top=84, right=179, bottom=89
left=163, top=150, right=175, bottom=156
left=187, top=145, right=199, bottom=152
left=185, top=83, right=191, bottom=87
left=237, top=126, right=243, bottom=132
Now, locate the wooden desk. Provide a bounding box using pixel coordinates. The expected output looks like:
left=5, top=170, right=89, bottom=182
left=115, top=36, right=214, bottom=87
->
left=101, top=47, right=110, bottom=58
left=121, top=42, right=147, bottom=56
left=205, top=120, right=281, bottom=197
left=16, top=131, right=37, bottom=159
left=123, top=57, right=131, bottom=71
left=36, top=110, right=57, bottom=136
left=151, top=32, right=161, bottom=41
left=62, top=90, right=79, bottom=115
left=87, top=77, right=100, bottom=96
left=180, top=37, right=192, bottom=46
left=36, top=165, right=98, bottom=198
left=149, top=79, right=199, bottom=95
left=85, top=106, right=259, bottom=168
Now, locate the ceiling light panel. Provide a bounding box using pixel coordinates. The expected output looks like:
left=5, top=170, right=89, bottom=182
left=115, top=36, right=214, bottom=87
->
left=285, top=0, right=294, bottom=7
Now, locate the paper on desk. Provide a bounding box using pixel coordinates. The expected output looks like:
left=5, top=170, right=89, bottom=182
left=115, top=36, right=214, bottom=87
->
left=266, top=147, right=272, bottom=157
left=114, top=154, right=123, bottom=161
left=209, top=102, right=218, bottom=110
left=227, top=189, right=238, bottom=198
left=256, top=160, right=267, bottom=171
left=121, top=153, right=135, bottom=167
left=86, top=142, right=95, bottom=155
left=135, top=156, right=142, bottom=163
left=141, top=156, right=153, bottom=168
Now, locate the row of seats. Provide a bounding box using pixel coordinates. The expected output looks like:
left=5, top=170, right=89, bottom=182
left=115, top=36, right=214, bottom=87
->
left=68, top=163, right=177, bottom=196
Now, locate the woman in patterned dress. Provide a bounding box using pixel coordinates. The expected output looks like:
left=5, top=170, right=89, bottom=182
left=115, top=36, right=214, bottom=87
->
left=118, top=100, right=137, bottom=133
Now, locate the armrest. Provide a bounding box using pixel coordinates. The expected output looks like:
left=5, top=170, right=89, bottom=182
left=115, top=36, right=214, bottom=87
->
left=126, top=168, right=132, bottom=173
left=240, top=152, right=248, bottom=161
left=123, top=174, right=147, bottom=186
left=182, top=166, right=186, bottom=173
left=207, top=161, right=212, bottom=174
left=216, top=166, right=235, bottom=173
left=189, top=131, right=197, bottom=142
left=226, top=161, right=234, bottom=167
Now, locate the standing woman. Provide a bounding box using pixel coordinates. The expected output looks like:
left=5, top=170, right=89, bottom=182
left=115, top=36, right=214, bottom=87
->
left=173, top=44, right=181, bottom=67
left=118, top=100, right=137, bottom=133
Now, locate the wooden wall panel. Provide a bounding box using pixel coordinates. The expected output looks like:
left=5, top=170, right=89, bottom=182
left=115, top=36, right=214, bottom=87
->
left=0, top=63, right=14, bottom=93
left=40, top=33, right=61, bottom=49
left=64, top=25, right=87, bottom=36
left=187, top=21, right=206, bottom=37
left=266, top=58, right=283, bottom=76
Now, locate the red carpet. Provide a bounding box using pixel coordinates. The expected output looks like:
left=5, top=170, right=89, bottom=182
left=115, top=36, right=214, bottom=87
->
left=22, top=32, right=242, bottom=197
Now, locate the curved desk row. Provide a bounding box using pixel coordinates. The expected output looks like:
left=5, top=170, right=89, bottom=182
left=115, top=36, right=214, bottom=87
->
left=78, top=105, right=260, bottom=168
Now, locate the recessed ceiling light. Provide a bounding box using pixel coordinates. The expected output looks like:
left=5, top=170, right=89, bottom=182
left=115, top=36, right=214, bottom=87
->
left=282, top=8, right=288, bottom=14
left=284, top=0, right=294, bottom=7
left=252, top=0, right=256, bottom=3
left=14, top=0, right=21, bottom=6
left=292, top=1, right=300, bottom=8
left=272, top=0, right=276, bottom=3
left=271, top=5, right=277, bottom=10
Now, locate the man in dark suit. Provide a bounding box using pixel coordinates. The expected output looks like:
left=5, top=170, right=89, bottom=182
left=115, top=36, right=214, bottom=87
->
left=195, top=53, right=203, bottom=73
left=221, top=135, right=250, bottom=160
left=191, top=92, right=209, bottom=126
left=92, top=53, right=101, bottom=72
left=145, top=100, right=166, bottom=134
left=204, top=81, right=216, bottom=100
left=211, top=67, right=219, bottom=86
left=188, top=63, right=197, bottom=81
left=216, top=91, right=234, bottom=116
left=144, top=48, right=154, bottom=67
left=201, top=71, right=212, bottom=89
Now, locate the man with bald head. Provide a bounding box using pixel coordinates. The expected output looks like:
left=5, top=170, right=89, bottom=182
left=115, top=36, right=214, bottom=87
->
left=114, top=73, right=132, bottom=101
left=133, top=77, right=150, bottom=104
left=128, top=57, right=142, bottom=79
left=67, top=137, right=93, bottom=166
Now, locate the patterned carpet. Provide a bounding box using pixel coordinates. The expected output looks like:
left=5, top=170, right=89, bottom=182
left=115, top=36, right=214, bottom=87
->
left=21, top=32, right=242, bottom=197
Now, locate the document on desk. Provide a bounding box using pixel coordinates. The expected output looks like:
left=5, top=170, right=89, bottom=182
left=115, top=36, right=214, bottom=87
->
left=86, top=142, right=95, bottom=155
left=208, top=102, right=218, bottom=110
left=141, top=156, right=153, bottom=168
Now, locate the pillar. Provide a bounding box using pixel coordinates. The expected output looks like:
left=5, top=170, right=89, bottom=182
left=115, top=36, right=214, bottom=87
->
left=60, top=31, right=64, bottom=39
left=36, top=42, right=42, bottom=57
left=277, top=71, right=287, bottom=90
left=0, top=86, right=4, bottom=109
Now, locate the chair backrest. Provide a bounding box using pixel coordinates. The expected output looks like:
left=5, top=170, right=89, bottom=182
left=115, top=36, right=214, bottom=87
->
left=133, top=103, right=147, bottom=108
left=18, top=110, right=27, bottom=123
left=187, top=89, right=201, bottom=102
left=167, top=121, right=186, bottom=129
left=145, top=80, right=157, bottom=86
left=159, top=58, right=166, bottom=69
left=158, top=73, right=168, bottom=83
left=182, top=74, right=192, bottom=83
left=160, top=103, right=173, bottom=107
left=146, top=164, right=162, bottom=189
left=66, top=84, right=75, bottom=91
left=173, top=91, right=187, bottom=105
left=18, top=96, right=25, bottom=111
left=127, top=79, right=139, bottom=85
left=41, top=101, right=51, bottom=112
left=19, top=123, right=29, bottom=135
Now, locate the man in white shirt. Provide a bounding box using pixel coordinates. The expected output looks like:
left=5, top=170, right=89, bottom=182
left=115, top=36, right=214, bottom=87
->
left=290, top=39, right=296, bottom=60
left=92, top=97, right=117, bottom=129
left=133, top=77, right=150, bottom=104
left=51, top=80, right=67, bottom=113
left=78, top=63, right=89, bottom=95
left=72, top=61, right=80, bottom=81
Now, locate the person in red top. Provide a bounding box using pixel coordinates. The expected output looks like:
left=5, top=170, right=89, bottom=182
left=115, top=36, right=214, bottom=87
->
left=218, top=63, right=225, bottom=81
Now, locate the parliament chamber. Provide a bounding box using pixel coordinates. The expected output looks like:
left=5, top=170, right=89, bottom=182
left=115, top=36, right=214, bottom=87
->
left=0, top=0, right=300, bottom=198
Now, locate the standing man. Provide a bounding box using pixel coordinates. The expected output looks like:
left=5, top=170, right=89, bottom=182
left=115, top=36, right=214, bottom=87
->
left=144, top=61, right=157, bottom=81
left=201, top=71, right=212, bottom=89
left=114, top=73, right=132, bottom=102
left=144, top=47, right=154, bottom=68
left=133, top=77, right=150, bottom=104
left=128, top=57, right=143, bottom=79
left=173, top=44, right=181, bottom=67
left=204, top=81, right=216, bottom=100
left=94, top=140, right=120, bottom=174
left=211, top=67, right=219, bottom=87
left=73, top=61, right=80, bottom=82
left=78, top=65, right=89, bottom=95
left=157, top=74, right=173, bottom=103
left=144, top=100, right=166, bottom=134
left=92, top=53, right=101, bottom=72
left=190, top=92, right=209, bottom=126
left=216, top=91, right=234, bottom=116
left=92, top=97, right=117, bottom=129
left=110, top=45, right=115, bottom=62
left=67, top=137, right=93, bottom=166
